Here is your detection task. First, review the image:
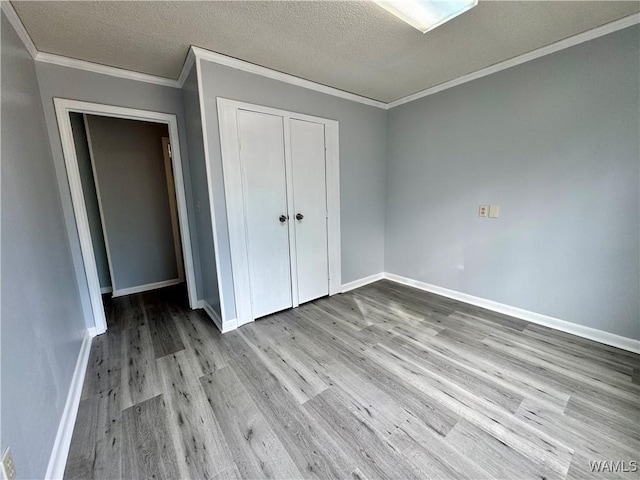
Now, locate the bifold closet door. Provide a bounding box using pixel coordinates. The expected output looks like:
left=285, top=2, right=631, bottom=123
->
left=289, top=119, right=329, bottom=304
left=237, top=109, right=293, bottom=318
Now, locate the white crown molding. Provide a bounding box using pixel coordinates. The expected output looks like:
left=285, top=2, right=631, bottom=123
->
left=2, top=1, right=182, bottom=88
left=191, top=46, right=388, bottom=109
left=35, top=52, right=181, bottom=88
left=387, top=12, right=640, bottom=109
left=1, top=0, right=38, bottom=58
left=3, top=0, right=639, bottom=109
left=177, top=48, right=196, bottom=87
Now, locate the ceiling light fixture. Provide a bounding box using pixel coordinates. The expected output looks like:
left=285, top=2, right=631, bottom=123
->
left=373, top=0, right=478, bottom=34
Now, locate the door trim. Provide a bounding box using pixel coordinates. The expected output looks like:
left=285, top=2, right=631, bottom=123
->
left=82, top=113, right=118, bottom=294
left=217, top=98, right=341, bottom=327
left=54, top=98, right=198, bottom=334
left=161, top=137, right=187, bottom=283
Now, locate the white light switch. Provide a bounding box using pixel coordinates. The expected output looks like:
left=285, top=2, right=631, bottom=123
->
left=479, top=205, right=488, bottom=217
left=489, top=205, right=500, bottom=218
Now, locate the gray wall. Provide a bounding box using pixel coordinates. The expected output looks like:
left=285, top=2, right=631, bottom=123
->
left=386, top=26, right=640, bottom=340
left=182, top=68, right=220, bottom=314
left=198, top=60, right=387, bottom=321
left=85, top=115, right=178, bottom=290
left=1, top=12, right=87, bottom=479
left=70, top=113, right=111, bottom=289
left=35, top=60, right=203, bottom=327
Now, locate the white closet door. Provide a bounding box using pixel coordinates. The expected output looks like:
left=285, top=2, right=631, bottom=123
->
left=238, top=110, right=292, bottom=318
left=290, top=119, right=329, bottom=304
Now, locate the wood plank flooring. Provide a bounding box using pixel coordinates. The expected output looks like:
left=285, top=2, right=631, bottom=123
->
left=65, top=281, right=640, bottom=479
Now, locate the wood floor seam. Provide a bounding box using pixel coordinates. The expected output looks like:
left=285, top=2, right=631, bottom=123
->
left=64, top=283, right=640, bottom=480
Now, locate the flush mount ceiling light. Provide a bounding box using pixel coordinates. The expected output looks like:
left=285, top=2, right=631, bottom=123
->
left=373, top=0, right=478, bottom=34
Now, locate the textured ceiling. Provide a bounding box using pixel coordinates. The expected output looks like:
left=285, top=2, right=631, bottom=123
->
left=12, top=1, right=640, bottom=103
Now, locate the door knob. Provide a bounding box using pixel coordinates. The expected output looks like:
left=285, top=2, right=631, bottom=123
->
left=279, top=215, right=288, bottom=223
left=296, top=213, right=304, bottom=221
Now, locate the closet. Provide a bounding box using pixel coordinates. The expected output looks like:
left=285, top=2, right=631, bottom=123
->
left=217, top=99, right=341, bottom=326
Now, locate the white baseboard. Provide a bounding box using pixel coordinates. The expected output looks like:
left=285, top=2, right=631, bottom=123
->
left=197, top=300, right=238, bottom=333
left=112, top=278, right=182, bottom=297
left=45, top=328, right=95, bottom=479
left=383, top=272, right=640, bottom=354
left=195, top=271, right=638, bottom=353
left=100, top=286, right=112, bottom=294
left=341, top=273, right=385, bottom=293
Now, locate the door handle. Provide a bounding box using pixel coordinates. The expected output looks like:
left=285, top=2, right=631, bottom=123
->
left=279, top=215, right=288, bottom=223
left=296, top=213, right=304, bottom=221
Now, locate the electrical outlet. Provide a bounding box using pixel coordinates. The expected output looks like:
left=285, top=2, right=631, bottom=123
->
left=479, top=205, right=488, bottom=217
left=1, top=448, right=16, bottom=480
left=489, top=205, right=500, bottom=218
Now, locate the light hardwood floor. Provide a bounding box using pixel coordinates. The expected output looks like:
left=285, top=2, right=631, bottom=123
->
left=65, top=280, right=640, bottom=479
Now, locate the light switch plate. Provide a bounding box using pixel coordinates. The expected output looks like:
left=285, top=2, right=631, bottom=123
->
left=479, top=205, right=488, bottom=217
left=489, top=205, right=500, bottom=218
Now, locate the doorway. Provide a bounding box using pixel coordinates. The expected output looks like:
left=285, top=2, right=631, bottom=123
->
left=55, top=99, right=197, bottom=334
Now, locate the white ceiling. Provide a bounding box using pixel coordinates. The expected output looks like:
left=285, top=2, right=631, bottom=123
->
left=12, top=1, right=640, bottom=103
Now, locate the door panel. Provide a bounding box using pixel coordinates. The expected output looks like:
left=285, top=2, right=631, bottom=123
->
left=238, top=110, right=292, bottom=318
left=290, top=119, right=329, bottom=304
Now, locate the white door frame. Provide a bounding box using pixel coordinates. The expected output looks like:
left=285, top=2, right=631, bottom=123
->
left=54, top=98, right=198, bottom=334
left=217, top=97, right=341, bottom=327
left=81, top=113, right=118, bottom=296
left=161, top=137, right=186, bottom=283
